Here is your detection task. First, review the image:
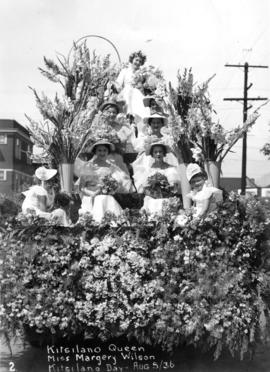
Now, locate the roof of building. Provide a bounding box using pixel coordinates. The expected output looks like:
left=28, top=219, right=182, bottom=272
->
left=0, top=119, right=31, bottom=139
left=220, top=177, right=259, bottom=191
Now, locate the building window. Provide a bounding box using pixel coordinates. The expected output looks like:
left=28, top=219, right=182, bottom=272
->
left=0, top=134, right=7, bottom=144
left=0, top=170, right=6, bottom=181
left=27, top=144, right=32, bottom=164
left=15, top=138, right=21, bottom=159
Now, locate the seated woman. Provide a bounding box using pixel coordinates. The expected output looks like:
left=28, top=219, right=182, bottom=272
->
left=115, top=50, right=148, bottom=128
left=186, top=163, right=223, bottom=218
left=21, top=166, right=57, bottom=218
left=132, top=113, right=179, bottom=176
left=143, top=95, right=168, bottom=117
left=100, top=101, right=136, bottom=168
left=134, top=141, right=181, bottom=216
left=78, top=140, right=133, bottom=222
left=75, top=101, right=136, bottom=178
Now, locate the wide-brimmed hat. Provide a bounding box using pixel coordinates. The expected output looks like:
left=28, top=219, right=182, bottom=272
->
left=88, top=140, right=115, bottom=154
left=35, top=166, right=57, bottom=181
left=143, top=95, right=155, bottom=107
left=100, top=101, right=120, bottom=114
left=186, top=163, right=204, bottom=182
left=143, top=113, right=168, bottom=126
left=145, top=141, right=171, bottom=156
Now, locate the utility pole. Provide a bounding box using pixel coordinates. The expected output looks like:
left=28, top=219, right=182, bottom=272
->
left=224, top=63, right=268, bottom=195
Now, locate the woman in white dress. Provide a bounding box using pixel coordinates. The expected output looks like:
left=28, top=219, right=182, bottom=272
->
left=186, top=163, right=223, bottom=218
left=74, top=102, right=136, bottom=178
left=115, top=51, right=148, bottom=127
left=132, top=113, right=180, bottom=179
left=100, top=101, right=136, bottom=172
left=21, top=166, right=57, bottom=218
left=78, top=140, right=133, bottom=222
left=134, top=141, right=181, bottom=216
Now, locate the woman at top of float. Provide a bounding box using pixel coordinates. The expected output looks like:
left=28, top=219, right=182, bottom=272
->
left=78, top=140, right=133, bottom=222
left=133, top=140, right=181, bottom=216
left=132, top=112, right=180, bottom=177
left=21, top=166, right=57, bottom=218
left=115, top=50, right=149, bottom=129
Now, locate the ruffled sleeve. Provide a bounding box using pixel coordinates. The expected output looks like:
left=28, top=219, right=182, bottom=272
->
left=31, top=185, right=48, bottom=197
left=110, top=164, right=134, bottom=193
left=164, top=166, right=181, bottom=186
left=115, top=68, right=126, bottom=91
left=193, top=186, right=223, bottom=202
left=133, top=167, right=150, bottom=193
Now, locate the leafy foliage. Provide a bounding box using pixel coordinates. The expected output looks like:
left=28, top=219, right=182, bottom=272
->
left=167, top=71, right=263, bottom=164
left=1, top=194, right=270, bottom=359
left=26, top=43, right=119, bottom=165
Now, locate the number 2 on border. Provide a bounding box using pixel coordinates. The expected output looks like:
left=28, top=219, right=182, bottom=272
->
left=9, top=362, right=15, bottom=372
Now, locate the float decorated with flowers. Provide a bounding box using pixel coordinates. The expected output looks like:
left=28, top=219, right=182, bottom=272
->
left=1, top=38, right=270, bottom=364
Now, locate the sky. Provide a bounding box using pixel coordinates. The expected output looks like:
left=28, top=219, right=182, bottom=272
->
left=0, top=0, right=270, bottom=183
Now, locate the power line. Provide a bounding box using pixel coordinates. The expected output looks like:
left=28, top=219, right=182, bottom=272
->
left=224, top=62, right=268, bottom=195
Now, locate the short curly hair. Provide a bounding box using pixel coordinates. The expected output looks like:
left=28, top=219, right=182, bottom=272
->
left=129, top=50, right=147, bottom=65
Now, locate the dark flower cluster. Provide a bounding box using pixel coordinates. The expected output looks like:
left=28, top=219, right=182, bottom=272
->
left=98, top=175, right=119, bottom=195
left=144, top=172, right=175, bottom=199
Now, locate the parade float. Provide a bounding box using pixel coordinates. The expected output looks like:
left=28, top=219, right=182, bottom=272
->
left=1, top=39, right=270, bottom=364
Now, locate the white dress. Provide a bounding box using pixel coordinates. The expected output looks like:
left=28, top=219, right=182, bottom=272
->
left=21, top=185, right=51, bottom=218
left=78, top=161, right=132, bottom=222
left=187, top=183, right=223, bottom=217
left=116, top=65, right=148, bottom=123
left=132, top=132, right=180, bottom=191
left=106, top=121, right=136, bottom=172
left=135, top=166, right=181, bottom=216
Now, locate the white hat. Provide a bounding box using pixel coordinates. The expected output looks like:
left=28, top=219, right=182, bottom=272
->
left=143, top=113, right=168, bottom=126
left=100, top=101, right=120, bottom=114
left=88, top=140, right=115, bottom=154
left=186, top=163, right=204, bottom=182
left=145, top=140, right=171, bottom=156
left=35, top=166, right=57, bottom=181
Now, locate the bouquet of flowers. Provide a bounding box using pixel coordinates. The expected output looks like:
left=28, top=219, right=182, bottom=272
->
left=167, top=70, right=263, bottom=164
left=144, top=172, right=175, bottom=198
left=187, top=97, right=261, bottom=163
left=26, top=43, right=119, bottom=166
left=98, top=174, right=119, bottom=195
left=132, top=65, right=164, bottom=95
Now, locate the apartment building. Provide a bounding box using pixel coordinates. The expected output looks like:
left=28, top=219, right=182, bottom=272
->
left=0, top=119, right=34, bottom=195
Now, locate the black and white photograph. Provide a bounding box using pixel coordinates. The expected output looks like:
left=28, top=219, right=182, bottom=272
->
left=1, top=1, right=270, bottom=371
